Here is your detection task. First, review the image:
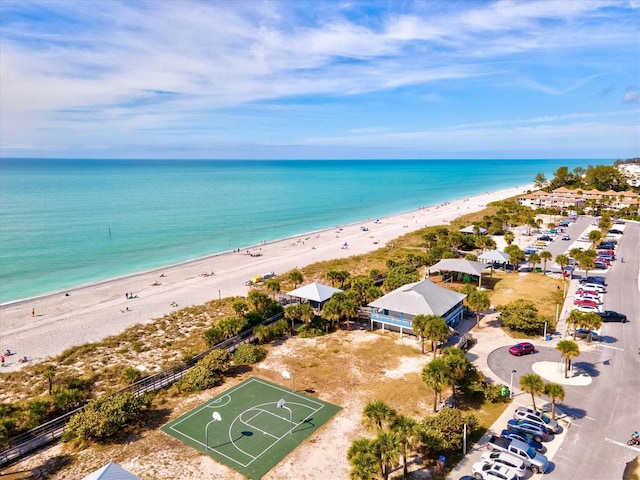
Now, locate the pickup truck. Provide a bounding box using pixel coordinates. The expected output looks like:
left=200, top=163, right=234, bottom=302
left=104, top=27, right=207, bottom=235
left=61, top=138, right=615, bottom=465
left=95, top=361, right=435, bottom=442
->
left=486, top=435, right=549, bottom=474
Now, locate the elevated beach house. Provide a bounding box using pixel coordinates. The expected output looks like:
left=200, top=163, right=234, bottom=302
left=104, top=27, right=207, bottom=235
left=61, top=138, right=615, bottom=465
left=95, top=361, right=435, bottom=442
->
left=367, top=279, right=466, bottom=335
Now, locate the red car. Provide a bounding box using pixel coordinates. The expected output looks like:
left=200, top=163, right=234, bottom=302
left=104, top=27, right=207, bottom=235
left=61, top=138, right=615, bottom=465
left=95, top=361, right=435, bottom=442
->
left=509, top=342, right=535, bottom=356
left=574, top=298, right=599, bottom=307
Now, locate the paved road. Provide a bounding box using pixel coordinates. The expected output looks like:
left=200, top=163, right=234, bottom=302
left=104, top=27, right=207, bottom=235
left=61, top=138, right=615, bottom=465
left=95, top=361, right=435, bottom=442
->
left=448, top=217, right=640, bottom=480
left=551, top=220, right=640, bottom=479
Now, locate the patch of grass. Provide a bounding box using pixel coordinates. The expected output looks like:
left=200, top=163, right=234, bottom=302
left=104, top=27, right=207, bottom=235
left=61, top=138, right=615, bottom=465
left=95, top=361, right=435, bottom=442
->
left=487, top=271, right=565, bottom=319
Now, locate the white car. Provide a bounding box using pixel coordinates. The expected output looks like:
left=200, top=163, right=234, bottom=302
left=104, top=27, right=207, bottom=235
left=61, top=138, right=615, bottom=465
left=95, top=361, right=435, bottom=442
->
left=572, top=304, right=603, bottom=313
left=480, top=451, right=527, bottom=477
left=472, top=461, right=519, bottom=480
left=575, top=294, right=603, bottom=304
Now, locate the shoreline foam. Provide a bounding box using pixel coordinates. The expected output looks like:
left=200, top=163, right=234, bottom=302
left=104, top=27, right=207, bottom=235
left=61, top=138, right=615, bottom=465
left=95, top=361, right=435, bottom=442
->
left=0, top=184, right=532, bottom=371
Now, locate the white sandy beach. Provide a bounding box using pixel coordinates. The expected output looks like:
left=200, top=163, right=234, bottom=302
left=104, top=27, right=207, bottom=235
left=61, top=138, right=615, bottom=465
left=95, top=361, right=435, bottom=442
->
left=0, top=185, right=531, bottom=371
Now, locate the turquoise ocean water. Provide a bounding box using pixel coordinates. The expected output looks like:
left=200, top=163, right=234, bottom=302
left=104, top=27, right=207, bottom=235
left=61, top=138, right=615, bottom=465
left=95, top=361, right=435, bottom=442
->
left=0, top=158, right=593, bottom=304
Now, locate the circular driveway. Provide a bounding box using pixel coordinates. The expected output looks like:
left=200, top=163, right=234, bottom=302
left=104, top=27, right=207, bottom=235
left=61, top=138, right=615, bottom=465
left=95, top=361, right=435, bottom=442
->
left=487, top=343, right=602, bottom=390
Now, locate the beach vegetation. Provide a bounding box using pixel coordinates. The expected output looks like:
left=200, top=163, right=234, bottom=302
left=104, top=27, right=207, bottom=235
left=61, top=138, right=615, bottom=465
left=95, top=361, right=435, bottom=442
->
left=288, top=269, right=304, bottom=288
left=233, top=344, right=267, bottom=365
left=265, top=279, right=281, bottom=298
left=383, top=264, right=419, bottom=291
left=62, top=391, right=149, bottom=443
left=174, top=349, right=230, bottom=393
left=347, top=437, right=379, bottom=480
left=496, top=299, right=551, bottom=335
left=232, top=299, right=249, bottom=317
left=327, top=269, right=351, bottom=288
left=467, top=290, right=490, bottom=329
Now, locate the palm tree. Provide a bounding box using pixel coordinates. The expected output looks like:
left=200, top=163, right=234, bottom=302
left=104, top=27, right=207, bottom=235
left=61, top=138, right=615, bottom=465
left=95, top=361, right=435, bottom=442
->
left=566, top=310, right=586, bottom=339
left=527, top=252, right=541, bottom=271
left=321, top=298, right=342, bottom=331
left=544, top=383, right=565, bottom=420
left=362, top=400, right=396, bottom=432
left=376, top=430, right=402, bottom=480
left=555, top=253, right=570, bottom=274
left=299, top=303, right=315, bottom=327
left=588, top=229, right=602, bottom=249
left=539, top=251, right=553, bottom=275
left=467, top=290, right=490, bottom=329
left=424, top=316, right=450, bottom=356
left=442, top=347, right=468, bottom=402
left=556, top=340, right=580, bottom=379
left=43, top=364, right=56, bottom=395
left=288, top=269, right=304, bottom=289
left=412, top=314, right=430, bottom=354
left=265, top=279, right=280, bottom=298
left=392, top=415, right=418, bottom=477
left=342, top=298, right=359, bottom=331
left=347, top=438, right=379, bottom=480
left=519, top=373, right=544, bottom=410
left=503, top=231, right=515, bottom=246
left=422, top=357, right=448, bottom=413
left=231, top=299, right=248, bottom=317
left=284, top=304, right=300, bottom=333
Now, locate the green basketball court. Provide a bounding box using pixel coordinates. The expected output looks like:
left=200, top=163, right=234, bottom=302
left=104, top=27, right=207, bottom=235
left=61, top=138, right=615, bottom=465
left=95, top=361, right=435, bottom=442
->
left=161, top=376, right=342, bottom=479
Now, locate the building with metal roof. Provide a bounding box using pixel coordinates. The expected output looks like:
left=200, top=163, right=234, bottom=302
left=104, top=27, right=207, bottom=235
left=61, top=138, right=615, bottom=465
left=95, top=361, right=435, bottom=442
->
left=367, top=278, right=466, bottom=334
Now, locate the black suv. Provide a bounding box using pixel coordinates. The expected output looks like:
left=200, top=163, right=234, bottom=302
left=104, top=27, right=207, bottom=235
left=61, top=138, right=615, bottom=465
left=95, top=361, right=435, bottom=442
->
left=598, top=310, right=627, bottom=323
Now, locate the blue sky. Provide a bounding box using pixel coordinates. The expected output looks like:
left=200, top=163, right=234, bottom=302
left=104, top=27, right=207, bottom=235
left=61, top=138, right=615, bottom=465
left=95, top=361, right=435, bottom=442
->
left=0, top=0, right=638, bottom=159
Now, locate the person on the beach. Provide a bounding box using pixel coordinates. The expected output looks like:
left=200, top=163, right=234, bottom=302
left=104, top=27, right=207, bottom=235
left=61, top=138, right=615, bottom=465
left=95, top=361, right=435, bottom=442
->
left=31, top=308, right=35, bottom=316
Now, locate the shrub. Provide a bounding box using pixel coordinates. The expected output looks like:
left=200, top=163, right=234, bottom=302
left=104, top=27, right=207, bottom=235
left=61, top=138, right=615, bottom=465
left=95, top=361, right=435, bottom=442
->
left=233, top=344, right=267, bottom=365
left=62, top=392, right=148, bottom=442
left=174, top=349, right=231, bottom=393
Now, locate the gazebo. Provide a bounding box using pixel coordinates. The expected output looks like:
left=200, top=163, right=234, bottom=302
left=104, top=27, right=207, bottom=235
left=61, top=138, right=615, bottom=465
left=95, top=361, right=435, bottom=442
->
left=286, top=282, right=343, bottom=311
left=82, top=462, right=140, bottom=480
left=427, top=258, right=489, bottom=287
left=460, top=225, right=488, bottom=235
left=478, top=250, right=510, bottom=264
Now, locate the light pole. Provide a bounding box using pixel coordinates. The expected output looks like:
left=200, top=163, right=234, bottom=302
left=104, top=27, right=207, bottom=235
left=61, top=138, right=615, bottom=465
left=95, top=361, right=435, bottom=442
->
left=205, top=411, right=222, bottom=450
left=282, top=370, right=294, bottom=392
left=277, top=399, right=292, bottom=434
left=510, top=370, right=517, bottom=399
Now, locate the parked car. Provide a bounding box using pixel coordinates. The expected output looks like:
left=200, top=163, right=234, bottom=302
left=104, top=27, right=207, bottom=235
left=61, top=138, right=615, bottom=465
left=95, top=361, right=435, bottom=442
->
left=575, top=294, right=603, bottom=304
left=506, top=419, right=549, bottom=442
left=575, top=289, right=602, bottom=298
left=471, top=461, right=519, bottom=480
left=513, top=407, right=561, bottom=434
left=561, top=234, right=570, bottom=240
left=508, top=342, right=535, bottom=356
left=580, top=283, right=606, bottom=293
left=486, top=436, right=549, bottom=474
left=581, top=276, right=607, bottom=286
left=537, top=235, right=553, bottom=242
left=480, top=452, right=527, bottom=477
left=573, top=298, right=599, bottom=307
left=573, top=304, right=603, bottom=313
left=598, top=242, right=616, bottom=250
left=593, top=261, right=608, bottom=270
left=500, top=430, right=546, bottom=453
left=570, top=328, right=599, bottom=341
left=598, top=310, right=627, bottom=323
left=608, top=228, right=624, bottom=235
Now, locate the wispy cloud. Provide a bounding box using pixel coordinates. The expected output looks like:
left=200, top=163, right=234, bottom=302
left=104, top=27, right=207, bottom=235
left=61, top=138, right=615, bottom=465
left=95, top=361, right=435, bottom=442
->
left=0, top=0, right=638, bottom=158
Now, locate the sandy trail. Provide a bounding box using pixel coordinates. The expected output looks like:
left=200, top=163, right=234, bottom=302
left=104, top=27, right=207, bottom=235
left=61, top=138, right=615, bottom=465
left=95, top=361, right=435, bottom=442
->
left=0, top=185, right=530, bottom=371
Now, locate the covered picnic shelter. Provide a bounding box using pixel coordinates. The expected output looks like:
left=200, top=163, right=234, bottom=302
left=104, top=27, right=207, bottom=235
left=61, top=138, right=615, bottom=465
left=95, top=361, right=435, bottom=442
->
left=286, top=281, right=343, bottom=311
left=427, top=258, right=489, bottom=287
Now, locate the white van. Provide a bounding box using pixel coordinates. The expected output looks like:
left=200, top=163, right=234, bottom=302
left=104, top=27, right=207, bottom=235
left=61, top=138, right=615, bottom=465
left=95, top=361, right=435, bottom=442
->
left=581, top=283, right=606, bottom=294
